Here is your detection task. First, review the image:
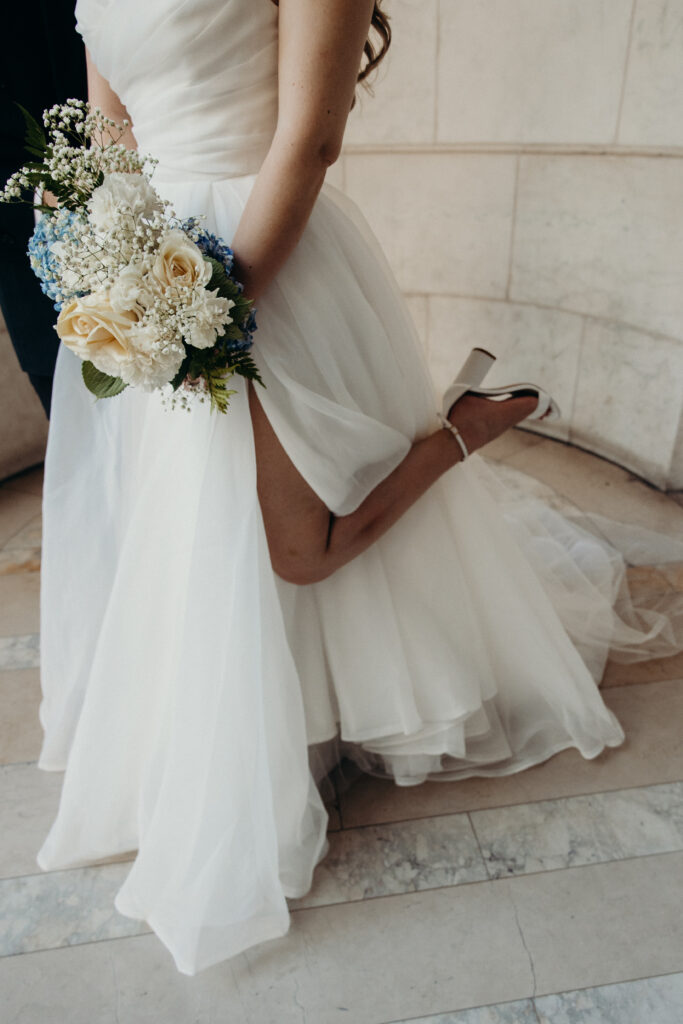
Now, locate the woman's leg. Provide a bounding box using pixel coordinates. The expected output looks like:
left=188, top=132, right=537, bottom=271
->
left=249, top=384, right=539, bottom=585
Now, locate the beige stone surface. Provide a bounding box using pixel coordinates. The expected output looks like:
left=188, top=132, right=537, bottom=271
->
left=344, top=152, right=517, bottom=296
left=510, top=155, right=683, bottom=342
left=0, top=763, right=62, bottom=880
left=504, top=438, right=683, bottom=533
left=619, top=0, right=683, bottom=146
left=345, top=0, right=438, bottom=147
left=2, top=852, right=682, bottom=1023
left=571, top=320, right=683, bottom=489
left=0, top=883, right=534, bottom=1024
left=339, top=678, right=683, bottom=827
left=0, top=573, right=41, bottom=636
left=0, top=669, right=43, bottom=766
left=0, top=489, right=41, bottom=548
left=437, top=0, right=633, bottom=144
left=0, top=548, right=41, bottom=575
left=426, top=296, right=584, bottom=441
left=508, top=852, right=683, bottom=995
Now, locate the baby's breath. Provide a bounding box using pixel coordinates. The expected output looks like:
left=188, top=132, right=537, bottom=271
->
left=2, top=100, right=260, bottom=412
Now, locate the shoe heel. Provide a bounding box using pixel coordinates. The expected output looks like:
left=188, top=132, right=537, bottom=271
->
left=442, top=347, right=496, bottom=417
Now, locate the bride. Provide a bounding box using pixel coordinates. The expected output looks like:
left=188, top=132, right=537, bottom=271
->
left=35, top=0, right=680, bottom=975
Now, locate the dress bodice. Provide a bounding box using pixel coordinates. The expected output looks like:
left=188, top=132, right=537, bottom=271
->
left=75, top=0, right=279, bottom=179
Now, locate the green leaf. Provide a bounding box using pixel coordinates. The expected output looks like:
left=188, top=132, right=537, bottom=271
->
left=206, top=256, right=230, bottom=295
left=231, top=352, right=264, bottom=388
left=16, top=103, right=47, bottom=159
left=81, top=361, right=128, bottom=399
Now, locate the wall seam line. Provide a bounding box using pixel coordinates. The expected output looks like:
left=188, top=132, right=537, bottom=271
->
left=505, top=154, right=521, bottom=301
left=614, top=0, right=639, bottom=145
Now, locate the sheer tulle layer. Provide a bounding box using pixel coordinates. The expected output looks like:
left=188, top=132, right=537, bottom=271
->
left=38, top=173, right=681, bottom=974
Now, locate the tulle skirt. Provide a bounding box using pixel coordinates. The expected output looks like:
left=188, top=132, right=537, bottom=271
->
left=36, top=174, right=683, bottom=974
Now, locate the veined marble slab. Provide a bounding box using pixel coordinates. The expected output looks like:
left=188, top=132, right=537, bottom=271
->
left=397, top=999, right=537, bottom=1023
left=5, top=781, right=681, bottom=959
left=471, top=781, right=683, bottom=878
left=289, top=813, right=487, bottom=910
left=0, top=633, right=40, bottom=669
left=534, top=971, right=683, bottom=1024
left=1, top=855, right=682, bottom=1024
left=0, top=547, right=41, bottom=575
left=0, top=862, right=148, bottom=957
left=394, top=972, right=683, bottom=1024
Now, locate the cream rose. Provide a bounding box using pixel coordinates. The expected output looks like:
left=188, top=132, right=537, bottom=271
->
left=152, top=230, right=211, bottom=290
left=56, top=291, right=139, bottom=378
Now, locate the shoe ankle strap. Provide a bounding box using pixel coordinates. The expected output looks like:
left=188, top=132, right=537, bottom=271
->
left=437, top=412, right=469, bottom=460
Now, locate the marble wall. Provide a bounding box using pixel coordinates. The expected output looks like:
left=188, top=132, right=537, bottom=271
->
left=334, top=0, right=683, bottom=490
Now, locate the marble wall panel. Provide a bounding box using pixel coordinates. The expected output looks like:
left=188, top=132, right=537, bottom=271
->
left=571, top=320, right=683, bottom=488
left=426, top=297, right=583, bottom=441
left=511, top=155, right=683, bottom=341
left=344, top=153, right=516, bottom=296
left=619, top=0, right=683, bottom=146
left=436, top=0, right=633, bottom=144
left=344, top=0, right=438, bottom=147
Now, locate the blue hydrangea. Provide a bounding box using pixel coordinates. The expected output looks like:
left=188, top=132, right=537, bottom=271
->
left=186, top=221, right=257, bottom=352
left=191, top=225, right=235, bottom=276
left=27, top=211, right=85, bottom=311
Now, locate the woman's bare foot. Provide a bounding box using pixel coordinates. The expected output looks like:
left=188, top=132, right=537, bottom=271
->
left=448, top=392, right=541, bottom=456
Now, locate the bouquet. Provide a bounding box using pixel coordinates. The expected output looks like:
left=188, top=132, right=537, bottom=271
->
left=0, top=100, right=262, bottom=413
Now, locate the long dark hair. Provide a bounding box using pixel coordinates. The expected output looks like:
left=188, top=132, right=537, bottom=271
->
left=270, top=2, right=392, bottom=91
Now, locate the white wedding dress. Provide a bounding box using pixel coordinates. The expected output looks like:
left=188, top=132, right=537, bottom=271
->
left=36, top=0, right=682, bottom=975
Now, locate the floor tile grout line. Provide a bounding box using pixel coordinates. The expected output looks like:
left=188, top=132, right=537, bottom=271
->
left=218, top=848, right=683, bottom=917
left=4, top=759, right=683, bottom=819
left=466, top=808, right=493, bottom=881
left=0, top=928, right=154, bottom=960
left=336, top=774, right=683, bottom=831
left=5, top=852, right=683, bottom=969
left=377, top=969, right=683, bottom=1024
left=4, top=848, right=682, bottom=912
left=0, top=512, right=43, bottom=553
left=613, top=0, right=638, bottom=146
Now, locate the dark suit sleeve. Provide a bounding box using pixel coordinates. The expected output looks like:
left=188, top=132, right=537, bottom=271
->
left=0, top=2, right=87, bottom=410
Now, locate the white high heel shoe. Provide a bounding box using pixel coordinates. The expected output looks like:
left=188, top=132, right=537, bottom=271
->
left=438, top=347, right=561, bottom=460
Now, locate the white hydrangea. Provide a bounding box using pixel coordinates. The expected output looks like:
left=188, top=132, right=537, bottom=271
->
left=109, top=260, right=156, bottom=313
left=88, top=172, right=162, bottom=233
left=117, top=322, right=186, bottom=391
left=181, top=287, right=235, bottom=350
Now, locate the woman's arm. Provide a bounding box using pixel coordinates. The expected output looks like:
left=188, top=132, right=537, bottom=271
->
left=82, top=0, right=374, bottom=300
left=85, top=47, right=137, bottom=150
left=231, top=0, right=375, bottom=300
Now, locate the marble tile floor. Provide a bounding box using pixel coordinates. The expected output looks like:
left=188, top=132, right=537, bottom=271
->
left=1, top=445, right=682, bottom=1023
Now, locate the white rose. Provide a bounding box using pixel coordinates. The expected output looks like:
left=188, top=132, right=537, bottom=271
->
left=88, top=172, right=161, bottom=233
left=152, top=230, right=212, bottom=291
left=119, top=323, right=185, bottom=391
